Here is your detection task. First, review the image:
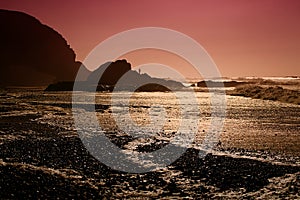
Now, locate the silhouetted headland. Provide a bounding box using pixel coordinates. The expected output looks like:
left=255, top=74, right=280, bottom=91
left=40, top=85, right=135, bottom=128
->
left=46, top=59, right=185, bottom=92
left=0, top=9, right=90, bottom=87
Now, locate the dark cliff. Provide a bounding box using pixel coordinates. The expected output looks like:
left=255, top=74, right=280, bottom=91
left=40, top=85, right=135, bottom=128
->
left=0, top=9, right=90, bottom=86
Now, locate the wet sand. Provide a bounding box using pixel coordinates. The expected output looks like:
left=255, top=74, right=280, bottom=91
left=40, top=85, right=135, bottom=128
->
left=0, top=88, right=299, bottom=198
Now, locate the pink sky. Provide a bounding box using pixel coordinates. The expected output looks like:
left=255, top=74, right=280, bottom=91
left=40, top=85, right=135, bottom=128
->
left=1, top=0, right=300, bottom=78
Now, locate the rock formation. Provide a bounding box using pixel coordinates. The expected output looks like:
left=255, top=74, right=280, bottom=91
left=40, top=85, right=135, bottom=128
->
left=0, top=9, right=90, bottom=86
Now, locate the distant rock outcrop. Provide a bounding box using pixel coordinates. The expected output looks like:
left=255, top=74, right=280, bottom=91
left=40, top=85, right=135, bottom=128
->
left=88, top=59, right=184, bottom=91
left=88, top=60, right=131, bottom=85
left=229, top=85, right=300, bottom=105
left=197, top=80, right=245, bottom=88
left=0, top=9, right=90, bottom=86
left=46, top=60, right=185, bottom=92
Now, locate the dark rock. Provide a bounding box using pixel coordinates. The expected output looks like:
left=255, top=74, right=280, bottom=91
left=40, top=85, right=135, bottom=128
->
left=88, top=59, right=184, bottom=92
left=88, top=60, right=131, bottom=85
left=46, top=60, right=184, bottom=92
left=0, top=9, right=90, bottom=86
left=45, top=81, right=75, bottom=91
left=229, top=85, right=300, bottom=105
left=171, top=148, right=300, bottom=192
left=197, top=80, right=245, bottom=88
